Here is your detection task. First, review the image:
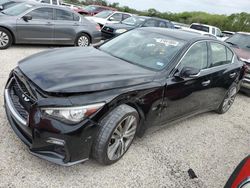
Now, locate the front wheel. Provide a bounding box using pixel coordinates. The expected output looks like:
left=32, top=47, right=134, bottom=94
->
left=75, top=33, right=90, bottom=47
left=216, top=84, right=238, bottom=114
left=92, top=105, right=139, bottom=165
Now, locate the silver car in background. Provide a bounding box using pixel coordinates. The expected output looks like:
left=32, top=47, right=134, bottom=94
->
left=0, top=2, right=102, bottom=49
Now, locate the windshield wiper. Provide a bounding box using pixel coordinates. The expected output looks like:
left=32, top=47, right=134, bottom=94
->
left=226, top=41, right=239, bottom=48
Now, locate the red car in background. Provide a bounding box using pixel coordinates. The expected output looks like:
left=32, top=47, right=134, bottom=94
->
left=78, top=5, right=117, bottom=16
left=225, top=156, right=250, bottom=188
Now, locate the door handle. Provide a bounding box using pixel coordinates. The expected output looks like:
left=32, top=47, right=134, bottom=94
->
left=229, top=72, right=236, bottom=78
left=202, top=80, right=210, bottom=86
left=46, top=22, right=53, bottom=26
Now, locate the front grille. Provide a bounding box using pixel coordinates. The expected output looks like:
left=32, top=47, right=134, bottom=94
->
left=8, top=73, right=37, bottom=120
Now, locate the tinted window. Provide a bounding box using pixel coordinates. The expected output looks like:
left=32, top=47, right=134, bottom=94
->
left=212, top=28, right=215, bottom=35
left=158, top=21, right=166, bottom=28
left=216, top=29, right=222, bottom=37
left=190, top=24, right=209, bottom=33
left=210, top=42, right=231, bottom=67
left=143, top=19, right=157, bottom=27
left=122, top=14, right=131, bottom=20
left=99, top=30, right=186, bottom=71
left=55, top=9, right=74, bottom=21
left=179, top=42, right=208, bottom=70
left=109, top=13, right=122, bottom=21
left=52, top=0, right=57, bottom=5
left=166, top=22, right=174, bottom=28
left=227, top=48, right=234, bottom=62
left=73, top=13, right=80, bottom=21
left=29, top=8, right=53, bottom=20
left=41, top=0, right=50, bottom=4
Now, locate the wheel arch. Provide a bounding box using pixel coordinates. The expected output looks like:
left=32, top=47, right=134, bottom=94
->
left=76, top=31, right=92, bottom=44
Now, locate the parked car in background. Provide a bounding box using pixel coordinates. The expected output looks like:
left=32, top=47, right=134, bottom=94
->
left=181, top=27, right=217, bottom=39
left=4, top=28, right=244, bottom=166
left=77, top=4, right=116, bottom=16
left=86, top=10, right=132, bottom=28
left=61, top=2, right=85, bottom=13
left=0, top=2, right=102, bottom=49
left=226, top=32, right=250, bottom=96
left=190, top=23, right=225, bottom=40
left=101, top=16, right=175, bottom=39
left=222, top=31, right=235, bottom=37
left=38, top=0, right=61, bottom=5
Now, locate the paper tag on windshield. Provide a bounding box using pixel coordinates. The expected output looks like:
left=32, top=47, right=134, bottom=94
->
left=154, top=38, right=179, bottom=46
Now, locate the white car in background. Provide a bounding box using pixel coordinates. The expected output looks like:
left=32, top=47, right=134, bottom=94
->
left=86, top=10, right=133, bottom=28
left=190, top=23, right=225, bottom=40
left=181, top=27, right=217, bottom=38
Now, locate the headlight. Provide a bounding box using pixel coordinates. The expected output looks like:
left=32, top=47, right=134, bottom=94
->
left=115, top=29, right=127, bottom=34
left=240, top=57, right=250, bottom=63
left=41, top=103, right=105, bottom=124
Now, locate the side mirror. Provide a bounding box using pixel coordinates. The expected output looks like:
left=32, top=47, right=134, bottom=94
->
left=22, top=15, right=32, bottom=22
left=109, top=17, right=115, bottom=21
left=179, top=67, right=200, bottom=78
left=0, top=5, right=3, bottom=11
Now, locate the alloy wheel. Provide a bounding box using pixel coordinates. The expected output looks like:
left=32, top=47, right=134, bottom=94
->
left=107, top=115, right=137, bottom=161
left=78, top=36, right=89, bottom=47
left=0, top=31, right=9, bottom=48
left=222, top=87, right=237, bottom=112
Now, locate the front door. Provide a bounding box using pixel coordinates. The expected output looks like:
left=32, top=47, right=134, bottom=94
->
left=16, top=7, right=54, bottom=44
left=161, top=41, right=213, bottom=123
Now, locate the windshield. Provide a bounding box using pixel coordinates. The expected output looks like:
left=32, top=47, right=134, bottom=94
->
left=122, top=16, right=146, bottom=26
left=190, top=24, right=209, bottom=33
left=226, top=33, right=250, bottom=51
left=99, top=30, right=186, bottom=71
left=83, top=5, right=98, bottom=12
left=94, top=10, right=113, bottom=18
left=2, top=3, right=33, bottom=16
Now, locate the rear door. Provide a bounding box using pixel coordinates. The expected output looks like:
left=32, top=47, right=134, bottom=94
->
left=53, top=8, right=80, bottom=44
left=16, top=7, right=54, bottom=44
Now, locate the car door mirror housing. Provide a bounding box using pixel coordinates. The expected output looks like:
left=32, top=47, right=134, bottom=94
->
left=180, top=67, right=201, bottom=78
left=109, top=17, right=115, bottom=21
left=22, top=15, right=32, bottom=22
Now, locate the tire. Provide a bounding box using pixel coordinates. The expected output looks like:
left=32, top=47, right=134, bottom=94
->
left=216, top=83, right=238, bottom=114
left=0, top=28, right=12, bottom=50
left=75, top=33, right=90, bottom=47
left=92, top=104, right=139, bottom=165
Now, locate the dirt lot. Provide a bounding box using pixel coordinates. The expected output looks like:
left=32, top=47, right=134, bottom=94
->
left=0, top=45, right=249, bottom=188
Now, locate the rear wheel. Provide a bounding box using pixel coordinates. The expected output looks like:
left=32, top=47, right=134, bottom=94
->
left=216, top=84, right=237, bottom=114
left=0, top=28, right=12, bottom=50
left=76, top=33, right=90, bottom=47
left=92, top=105, right=139, bottom=165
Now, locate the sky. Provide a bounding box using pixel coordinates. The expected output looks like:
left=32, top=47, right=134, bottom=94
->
left=107, top=0, right=250, bottom=15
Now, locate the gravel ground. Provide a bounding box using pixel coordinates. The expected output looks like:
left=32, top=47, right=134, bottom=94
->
left=0, top=45, right=249, bottom=188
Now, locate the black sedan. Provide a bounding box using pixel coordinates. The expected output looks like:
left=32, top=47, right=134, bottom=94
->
left=101, top=16, right=175, bottom=39
left=4, top=28, right=245, bottom=166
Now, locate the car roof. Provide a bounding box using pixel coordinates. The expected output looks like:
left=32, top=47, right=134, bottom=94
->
left=138, top=27, right=212, bottom=41
left=20, top=2, right=76, bottom=11
left=237, top=32, right=250, bottom=36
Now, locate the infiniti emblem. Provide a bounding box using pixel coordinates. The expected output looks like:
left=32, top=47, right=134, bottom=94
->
left=22, top=94, right=30, bottom=102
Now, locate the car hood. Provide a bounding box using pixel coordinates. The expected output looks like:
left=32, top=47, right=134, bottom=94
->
left=105, top=23, right=135, bottom=30
left=18, top=47, right=155, bottom=94
left=232, top=47, right=250, bottom=60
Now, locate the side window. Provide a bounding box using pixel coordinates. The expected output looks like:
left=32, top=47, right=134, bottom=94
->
left=73, top=13, right=80, bottom=21
left=158, top=21, right=166, bottom=28
left=52, top=0, right=57, bottom=5
left=210, top=42, right=231, bottom=67
left=143, top=19, right=157, bottom=27
left=28, top=8, right=53, bottom=20
left=212, top=28, right=215, bottom=35
left=55, top=9, right=74, bottom=21
left=179, top=42, right=208, bottom=70
left=122, top=14, right=131, bottom=20
left=216, top=29, right=222, bottom=37
left=227, top=48, right=234, bottom=62
left=166, top=22, right=174, bottom=28
left=109, top=13, right=123, bottom=21
left=40, top=0, right=50, bottom=4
